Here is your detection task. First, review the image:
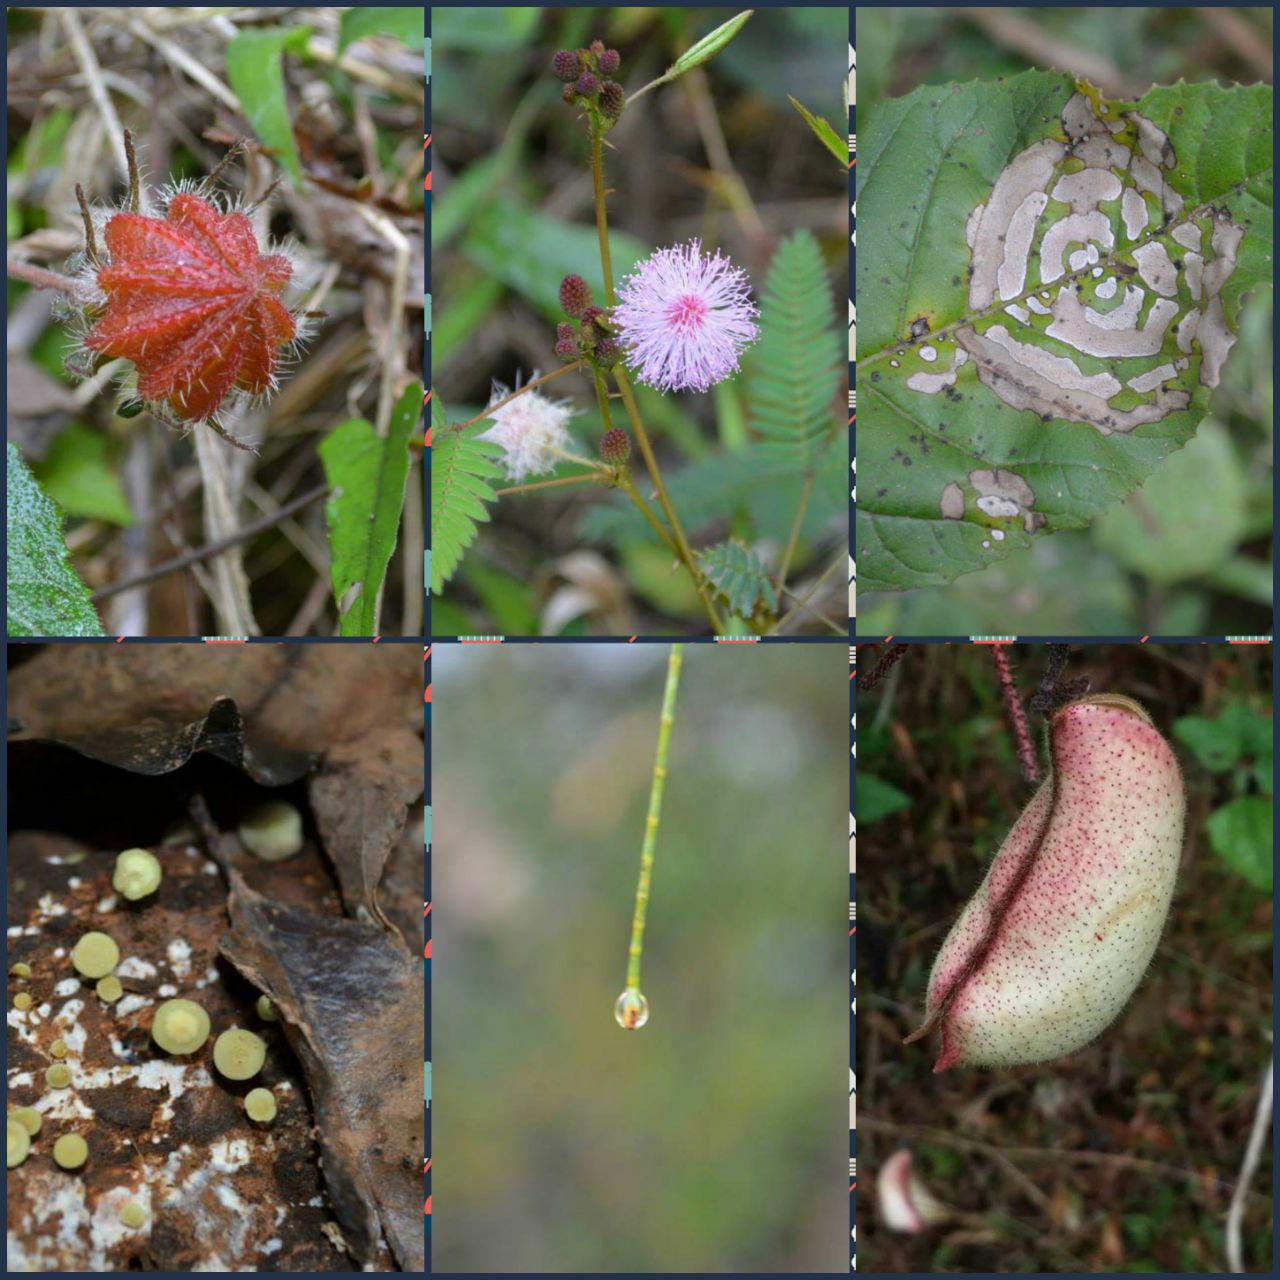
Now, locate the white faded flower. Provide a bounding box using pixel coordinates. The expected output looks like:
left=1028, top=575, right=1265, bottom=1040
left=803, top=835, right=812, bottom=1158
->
left=877, top=1149, right=952, bottom=1234
left=476, top=373, right=575, bottom=482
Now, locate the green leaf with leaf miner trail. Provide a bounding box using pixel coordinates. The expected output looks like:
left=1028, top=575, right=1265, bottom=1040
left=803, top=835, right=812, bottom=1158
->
left=857, top=70, right=1272, bottom=593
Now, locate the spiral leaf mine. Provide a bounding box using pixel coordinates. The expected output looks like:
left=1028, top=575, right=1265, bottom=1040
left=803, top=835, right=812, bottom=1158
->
left=906, top=694, right=1185, bottom=1071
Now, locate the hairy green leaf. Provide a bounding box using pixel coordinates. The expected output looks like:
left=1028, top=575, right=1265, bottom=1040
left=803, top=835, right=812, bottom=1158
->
left=748, top=229, right=842, bottom=471
left=6, top=443, right=103, bottom=637
left=857, top=71, right=1273, bottom=593
left=225, top=25, right=312, bottom=187
left=318, top=383, right=421, bottom=635
left=429, top=396, right=503, bottom=594
left=698, top=539, right=776, bottom=616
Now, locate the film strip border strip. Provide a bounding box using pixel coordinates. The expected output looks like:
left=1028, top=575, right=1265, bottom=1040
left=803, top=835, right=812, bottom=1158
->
left=849, top=642, right=857, bottom=1272
left=424, top=19, right=432, bottom=1259
left=424, top=645, right=433, bottom=1252
left=848, top=34, right=856, bottom=626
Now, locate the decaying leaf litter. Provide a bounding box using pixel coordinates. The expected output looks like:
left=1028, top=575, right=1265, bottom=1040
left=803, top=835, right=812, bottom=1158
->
left=7, top=645, right=424, bottom=1271
left=6, top=7, right=424, bottom=636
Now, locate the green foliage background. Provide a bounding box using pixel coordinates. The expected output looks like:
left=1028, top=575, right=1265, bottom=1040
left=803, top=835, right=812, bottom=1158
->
left=431, top=644, right=846, bottom=1272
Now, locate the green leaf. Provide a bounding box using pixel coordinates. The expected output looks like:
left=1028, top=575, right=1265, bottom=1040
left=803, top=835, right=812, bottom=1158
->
left=856, top=773, right=912, bottom=825
left=225, top=25, right=312, bottom=188
left=857, top=71, right=1273, bottom=593
left=1173, top=714, right=1242, bottom=773
left=461, top=197, right=648, bottom=321
left=6, top=444, right=103, bottom=637
left=1206, top=795, right=1273, bottom=892
left=32, top=425, right=132, bottom=527
left=698, top=540, right=777, bottom=616
left=429, top=396, right=503, bottom=594
left=664, top=11, right=754, bottom=83
left=338, top=8, right=422, bottom=53
left=318, top=383, right=421, bottom=635
left=747, top=229, right=842, bottom=471
left=788, top=95, right=848, bottom=167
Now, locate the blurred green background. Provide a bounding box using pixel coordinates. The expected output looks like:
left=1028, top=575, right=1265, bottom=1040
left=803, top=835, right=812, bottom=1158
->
left=857, top=642, right=1273, bottom=1272
left=432, top=643, right=846, bottom=1271
left=856, top=7, right=1273, bottom=636
left=431, top=7, right=848, bottom=634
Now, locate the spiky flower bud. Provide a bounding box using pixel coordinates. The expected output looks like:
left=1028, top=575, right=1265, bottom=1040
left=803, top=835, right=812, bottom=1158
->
left=600, top=427, right=631, bottom=465
left=599, top=80, right=625, bottom=120
left=554, top=336, right=579, bottom=363
left=555, top=321, right=576, bottom=344
left=593, top=337, right=622, bottom=368
left=575, top=72, right=600, bottom=99
left=580, top=305, right=608, bottom=330
left=552, top=50, right=579, bottom=82
left=562, top=83, right=576, bottom=103
left=558, top=273, right=592, bottom=318
left=599, top=48, right=621, bottom=75
left=589, top=39, right=605, bottom=58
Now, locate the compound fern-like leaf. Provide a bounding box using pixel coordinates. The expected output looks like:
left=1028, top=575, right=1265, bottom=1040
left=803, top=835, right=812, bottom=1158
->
left=430, top=396, right=503, bottom=594
left=698, top=539, right=777, bottom=617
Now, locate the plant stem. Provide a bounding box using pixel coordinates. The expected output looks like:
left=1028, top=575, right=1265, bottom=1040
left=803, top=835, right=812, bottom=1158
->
left=495, top=472, right=604, bottom=497
left=449, top=362, right=587, bottom=432
left=769, top=551, right=845, bottom=635
left=590, top=131, right=616, bottom=307
left=6, top=258, right=77, bottom=293
left=617, top=473, right=677, bottom=554
left=614, top=369, right=723, bottom=633
left=775, top=469, right=814, bottom=595
left=626, top=643, right=684, bottom=993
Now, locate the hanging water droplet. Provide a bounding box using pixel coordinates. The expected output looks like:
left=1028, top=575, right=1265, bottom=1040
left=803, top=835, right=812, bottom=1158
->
left=614, top=987, right=649, bottom=1030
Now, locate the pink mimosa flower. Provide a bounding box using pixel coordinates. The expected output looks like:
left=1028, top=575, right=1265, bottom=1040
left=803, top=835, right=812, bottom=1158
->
left=613, top=240, right=758, bottom=393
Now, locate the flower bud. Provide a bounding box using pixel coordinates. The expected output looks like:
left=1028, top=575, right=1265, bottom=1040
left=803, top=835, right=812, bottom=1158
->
left=593, top=337, right=622, bottom=368
left=558, top=273, right=592, bottom=318
left=599, top=48, right=621, bottom=75
left=555, top=321, right=576, bottom=344
left=562, top=83, right=576, bottom=104
left=600, top=428, right=631, bottom=464
left=575, top=72, right=600, bottom=99
left=580, top=305, right=608, bottom=330
left=589, top=39, right=605, bottom=58
left=599, top=81, right=625, bottom=120
left=554, top=337, right=579, bottom=363
left=552, top=50, right=579, bottom=82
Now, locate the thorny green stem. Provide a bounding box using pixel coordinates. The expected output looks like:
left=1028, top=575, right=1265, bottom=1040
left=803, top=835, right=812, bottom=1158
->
left=449, top=361, right=588, bottom=432
left=626, top=644, right=685, bottom=994
left=613, top=369, right=724, bottom=633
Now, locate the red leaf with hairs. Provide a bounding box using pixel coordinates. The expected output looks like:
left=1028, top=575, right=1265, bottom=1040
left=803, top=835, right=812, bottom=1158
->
left=84, top=193, right=295, bottom=423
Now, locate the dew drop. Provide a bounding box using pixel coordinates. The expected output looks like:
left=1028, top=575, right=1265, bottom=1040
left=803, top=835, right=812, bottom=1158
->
left=614, top=987, right=649, bottom=1030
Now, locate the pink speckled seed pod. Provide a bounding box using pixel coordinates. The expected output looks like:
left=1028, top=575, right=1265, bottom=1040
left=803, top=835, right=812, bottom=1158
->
left=906, top=694, right=1184, bottom=1071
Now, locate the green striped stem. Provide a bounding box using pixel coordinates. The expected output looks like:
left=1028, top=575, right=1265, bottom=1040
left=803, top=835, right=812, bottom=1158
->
left=617, top=644, right=685, bottom=1028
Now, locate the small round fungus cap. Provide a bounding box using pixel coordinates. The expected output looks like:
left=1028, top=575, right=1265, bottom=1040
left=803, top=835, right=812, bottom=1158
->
left=7, top=1119, right=31, bottom=1168
left=237, top=801, right=304, bottom=862
left=13, top=992, right=32, bottom=1011
left=46, top=1064, right=72, bottom=1089
left=152, top=999, right=210, bottom=1055
left=113, top=848, right=162, bottom=901
left=245, top=1087, right=277, bottom=1123
left=49, top=1038, right=68, bottom=1059
left=255, top=994, right=278, bottom=1022
left=96, top=976, right=124, bottom=1003
left=120, top=1202, right=147, bottom=1228
left=71, top=931, right=120, bottom=979
left=53, top=1133, right=88, bottom=1170
left=10, top=1107, right=42, bottom=1137
left=213, top=1029, right=267, bottom=1081
left=10, top=962, right=32, bottom=978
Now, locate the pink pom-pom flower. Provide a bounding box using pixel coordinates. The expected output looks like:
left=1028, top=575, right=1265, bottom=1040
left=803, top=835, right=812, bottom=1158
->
left=613, top=240, right=758, bottom=394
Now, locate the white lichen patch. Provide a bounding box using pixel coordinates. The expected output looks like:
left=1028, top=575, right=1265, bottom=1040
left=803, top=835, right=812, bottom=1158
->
left=37, top=893, right=69, bottom=919
left=939, top=89, right=1245, bottom=434
left=115, top=994, right=154, bottom=1017
left=116, top=956, right=158, bottom=981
